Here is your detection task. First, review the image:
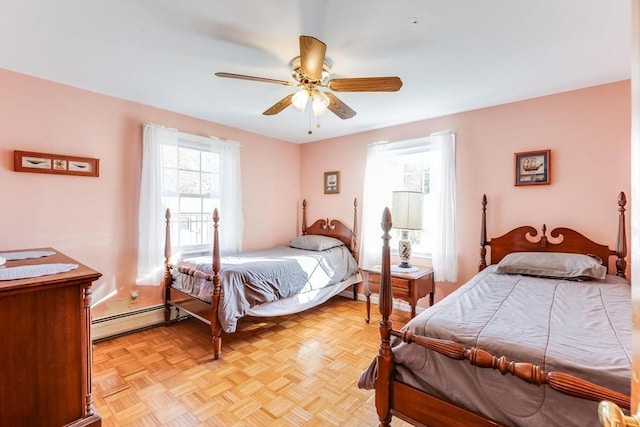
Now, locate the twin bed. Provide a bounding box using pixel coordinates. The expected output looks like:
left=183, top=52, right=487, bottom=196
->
left=162, top=199, right=361, bottom=360
left=359, top=192, right=630, bottom=426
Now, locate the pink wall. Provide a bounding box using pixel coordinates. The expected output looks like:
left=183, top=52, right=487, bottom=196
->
left=300, top=81, right=631, bottom=303
left=0, top=69, right=301, bottom=317
left=1, top=68, right=630, bottom=315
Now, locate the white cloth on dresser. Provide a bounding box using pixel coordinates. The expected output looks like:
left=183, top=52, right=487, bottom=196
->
left=0, top=263, right=78, bottom=281
left=0, top=250, right=56, bottom=260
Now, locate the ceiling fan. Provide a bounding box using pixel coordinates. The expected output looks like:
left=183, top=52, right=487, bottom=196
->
left=215, top=35, right=403, bottom=120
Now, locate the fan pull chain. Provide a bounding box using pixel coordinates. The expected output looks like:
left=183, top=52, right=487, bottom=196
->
left=306, top=107, right=322, bottom=135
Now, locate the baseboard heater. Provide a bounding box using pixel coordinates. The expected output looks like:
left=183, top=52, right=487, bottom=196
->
left=92, top=293, right=414, bottom=342
left=91, top=304, right=189, bottom=342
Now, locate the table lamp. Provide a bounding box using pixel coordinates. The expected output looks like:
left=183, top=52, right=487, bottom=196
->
left=391, top=191, right=424, bottom=270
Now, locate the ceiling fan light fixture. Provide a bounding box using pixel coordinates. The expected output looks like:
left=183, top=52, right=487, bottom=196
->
left=217, top=35, right=401, bottom=123
left=311, top=90, right=330, bottom=115
left=292, top=89, right=309, bottom=111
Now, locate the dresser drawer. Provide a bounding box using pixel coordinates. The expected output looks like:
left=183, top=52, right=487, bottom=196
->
left=367, top=273, right=411, bottom=298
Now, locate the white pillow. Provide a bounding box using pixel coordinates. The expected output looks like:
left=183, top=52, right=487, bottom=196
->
left=495, top=252, right=606, bottom=280
left=289, top=235, right=345, bottom=251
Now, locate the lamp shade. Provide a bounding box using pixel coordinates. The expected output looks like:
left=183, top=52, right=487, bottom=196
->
left=391, top=191, right=424, bottom=230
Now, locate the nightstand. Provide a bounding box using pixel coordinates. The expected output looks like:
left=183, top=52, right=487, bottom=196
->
left=362, top=265, right=434, bottom=323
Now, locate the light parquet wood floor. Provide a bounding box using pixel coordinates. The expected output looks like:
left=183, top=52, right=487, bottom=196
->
left=93, top=297, right=414, bottom=426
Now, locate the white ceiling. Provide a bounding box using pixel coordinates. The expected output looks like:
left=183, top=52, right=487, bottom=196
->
left=0, top=1, right=631, bottom=144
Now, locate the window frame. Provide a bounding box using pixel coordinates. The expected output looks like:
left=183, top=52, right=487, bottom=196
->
left=386, top=148, right=438, bottom=258
left=161, top=134, right=220, bottom=255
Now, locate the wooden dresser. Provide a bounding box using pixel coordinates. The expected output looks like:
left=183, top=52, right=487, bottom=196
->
left=0, top=248, right=102, bottom=426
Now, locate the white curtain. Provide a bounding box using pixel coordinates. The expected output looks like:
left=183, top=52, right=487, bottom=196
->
left=360, top=142, right=395, bottom=271
left=136, top=124, right=243, bottom=285
left=210, top=137, right=243, bottom=254
left=430, top=131, right=457, bottom=282
left=137, top=123, right=178, bottom=285
left=360, top=131, right=457, bottom=282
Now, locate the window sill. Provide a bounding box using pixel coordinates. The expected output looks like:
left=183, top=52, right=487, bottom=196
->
left=176, top=248, right=210, bottom=258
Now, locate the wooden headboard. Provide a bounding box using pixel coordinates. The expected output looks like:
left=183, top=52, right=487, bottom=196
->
left=301, top=198, right=360, bottom=263
left=478, top=192, right=627, bottom=278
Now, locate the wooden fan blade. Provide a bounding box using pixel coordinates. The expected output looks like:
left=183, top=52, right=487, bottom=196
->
left=215, top=72, right=297, bottom=87
left=326, top=93, right=356, bottom=119
left=263, top=94, right=293, bottom=115
left=299, top=35, right=327, bottom=81
left=327, top=77, right=403, bottom=92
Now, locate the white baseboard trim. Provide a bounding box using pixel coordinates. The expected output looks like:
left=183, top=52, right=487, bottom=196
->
left=91, top=304, right=186, bottom=341
left=337, top=290, right=425, bottom=315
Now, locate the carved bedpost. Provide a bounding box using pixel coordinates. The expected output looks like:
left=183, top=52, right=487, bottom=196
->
left=352, top=198, right=360, bottom=300
left=376, top=207, right=394, bottom=426
left=479, top=195, right=488, bottom=272
left=616, top=192, right=627, bottom=278
left=352, top=198, right=360, bottom=263
left=210, top=208, right=223, bottom=360
left=163, top=209, right=173, bottom=326
left=302, top=199, right=308, bottom=235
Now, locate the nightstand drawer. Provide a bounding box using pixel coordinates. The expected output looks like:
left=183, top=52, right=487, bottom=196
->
left=367, top=274, right=411, bottom=297
left=363, top=265, right=434, bottom=323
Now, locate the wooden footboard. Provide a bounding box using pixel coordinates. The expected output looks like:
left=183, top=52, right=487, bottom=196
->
left=163, top=208, right=223, bottom=359
left=374, top=193, right=630, bottom=426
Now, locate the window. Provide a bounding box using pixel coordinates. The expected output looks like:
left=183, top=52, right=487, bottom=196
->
left=137, top=123, right=242, bottom=285
left=161, top=139, right=219, bottom=254
left=360, top=131, right=457, bottom=282
left=386, top=150, right=435, bottom=256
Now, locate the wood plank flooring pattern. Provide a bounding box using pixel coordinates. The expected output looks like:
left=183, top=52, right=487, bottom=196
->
left=93, top=297, right=413, bottom=426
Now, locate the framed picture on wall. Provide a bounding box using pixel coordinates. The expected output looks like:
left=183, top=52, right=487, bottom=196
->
left=515, top=150, right=550, bottom=186
left=324, top=171, right=340, bottom=194
left=14, top=150, right=100, bottom=177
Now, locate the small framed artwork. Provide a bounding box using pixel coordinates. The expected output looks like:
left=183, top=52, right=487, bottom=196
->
left=324, top=171, right=340, bottom=194
left=14, top=150, right=100, bottom=177
left=515, top=150, right=550, bottom=186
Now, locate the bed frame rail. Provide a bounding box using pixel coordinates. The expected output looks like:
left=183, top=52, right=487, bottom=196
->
left=391, top=329, right=630, bottom=410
